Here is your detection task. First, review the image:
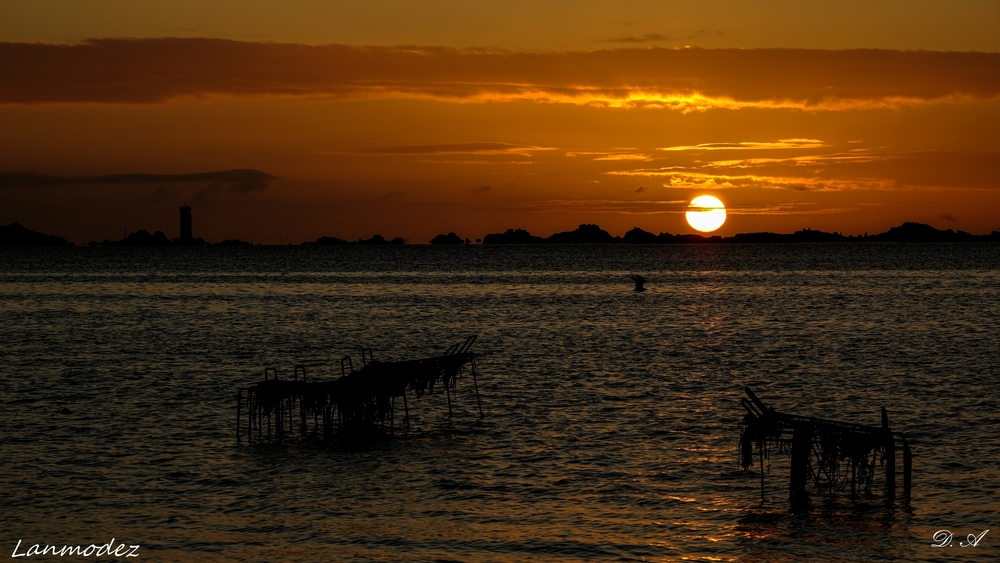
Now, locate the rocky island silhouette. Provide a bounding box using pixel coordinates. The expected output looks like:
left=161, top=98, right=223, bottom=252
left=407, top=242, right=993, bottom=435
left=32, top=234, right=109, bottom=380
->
left=3, top=221, right=999, bottom=247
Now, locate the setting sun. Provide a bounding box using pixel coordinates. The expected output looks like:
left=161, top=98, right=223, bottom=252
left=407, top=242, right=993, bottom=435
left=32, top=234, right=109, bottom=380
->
left=685, top=195, right=727, bottom=232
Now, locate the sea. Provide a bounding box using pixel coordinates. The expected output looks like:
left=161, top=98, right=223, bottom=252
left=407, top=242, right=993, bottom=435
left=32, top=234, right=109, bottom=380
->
left=1, top=244, right=998, bottom=562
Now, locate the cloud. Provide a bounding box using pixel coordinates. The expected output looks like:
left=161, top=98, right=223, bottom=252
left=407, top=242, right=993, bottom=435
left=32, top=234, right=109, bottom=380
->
left=344, top=142, right=555, bottom=157
left=727, top=203, right=859, bottom=216
left=498, top=198, right=688, bottom=215
left=148, top=186, right=181, bottom=202
left=191, top=184, right=225, bottom=203
left=0, top=169, right=275, bottom=193
left=470, top=185, right=492, bottom=193
left=603, top=149, right=1000, bottom=194
left=601, top=33, right=674, bottom=44
left=494, top=198, right=847, bottom=217
left=418, top=159, right=537, bottom=165
left=658, top=139, right=828, bottom=151
left=594, top=154, right=651, bottom=161
left=690, top=150, right=1000, bottom=190
left=3, top=39, right=999, bottom=111
left=600, top=30, right=723, bottom=44
left=938, top=213, right=958, bottom=222
left=419, top=160, right=492, bottom=165
left=606, top=169, right=895, bottom=191
left=702, top=152, right=887, bottom=168
left=566, top=151, right=652, bottom=161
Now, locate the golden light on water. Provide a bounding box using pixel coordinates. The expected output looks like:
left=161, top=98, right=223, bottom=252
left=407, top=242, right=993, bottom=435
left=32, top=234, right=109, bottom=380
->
left=685, top=195, right=727, bottom=232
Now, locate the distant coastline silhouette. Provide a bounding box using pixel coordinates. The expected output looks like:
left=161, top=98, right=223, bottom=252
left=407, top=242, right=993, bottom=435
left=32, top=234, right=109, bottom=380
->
left=2, top=221, right=998, bottom=247
left=0, top=223, right=73, bottom=247
left=479, top=223, right=1000, bottom=244
left=304, top=234, right=405, bottom=246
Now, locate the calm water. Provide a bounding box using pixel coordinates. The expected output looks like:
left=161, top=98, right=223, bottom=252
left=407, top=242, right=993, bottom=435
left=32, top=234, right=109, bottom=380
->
left=1, top=244, right=998, bottom=562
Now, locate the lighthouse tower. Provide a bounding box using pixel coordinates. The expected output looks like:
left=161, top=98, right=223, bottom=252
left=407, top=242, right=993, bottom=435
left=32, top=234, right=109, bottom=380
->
left=179, top=204, right=192, bottom=241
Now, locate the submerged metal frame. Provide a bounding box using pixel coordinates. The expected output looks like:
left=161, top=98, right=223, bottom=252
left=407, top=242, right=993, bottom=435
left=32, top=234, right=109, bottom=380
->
left=237, top=335, right=483, bottom=444
left=739, top=386, right=911, bottom=508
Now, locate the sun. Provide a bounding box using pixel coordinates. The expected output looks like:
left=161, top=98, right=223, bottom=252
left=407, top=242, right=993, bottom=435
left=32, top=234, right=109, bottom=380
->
left=686, top=195, right=727, bottom=232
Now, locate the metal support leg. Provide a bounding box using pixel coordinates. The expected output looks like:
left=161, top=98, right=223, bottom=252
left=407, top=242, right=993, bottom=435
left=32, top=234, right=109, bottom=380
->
left=903, top=435, right=912, bottom=499
left=471, top=357, right=484, bottom=419
left=403, top=391, right=410, bottom=430
left=236, top=389, right=242, bottom=443
left=790, top=426, right=812, bottom=510
left=759, top=443, right=765, bottom=505
left=445, top=379, right=453, bottom=417
left=883, top=407, right=895, bottom=502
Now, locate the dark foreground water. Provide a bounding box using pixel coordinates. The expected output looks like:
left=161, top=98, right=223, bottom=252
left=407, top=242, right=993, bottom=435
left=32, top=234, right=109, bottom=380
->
left=2, top=244, right=998, bottom=562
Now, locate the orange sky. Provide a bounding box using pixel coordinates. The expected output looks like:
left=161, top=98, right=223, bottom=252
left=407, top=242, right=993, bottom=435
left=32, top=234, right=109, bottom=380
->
left=1, top=2, right=999, bottom=243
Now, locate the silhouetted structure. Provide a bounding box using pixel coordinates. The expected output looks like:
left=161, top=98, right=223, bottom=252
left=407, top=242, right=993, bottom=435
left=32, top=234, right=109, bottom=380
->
left=482, top=228, right=544, bottom=244
left=482, top=222, right=1000, bottom=244
left=119, top=230, right=171, bottom=246
left=622, top=227, right=658, bottom=244
left=92, top=229, right=206, bottom=246
left=547, top=224, right=615, bottom=244
left=430, top=232, right=464, bottom=245
left=866, top=222, right=981, bottom=242
left=303, top=234, right=405, bottom=245
left=739, top=387, right=911, bottom=510
left=179, top=204, right=192, bottom=241
left=631, top=275, right=646, bottom=291
left=237, top=336, right=483, bottom=444
left=729, top=228, right=848, bottom=243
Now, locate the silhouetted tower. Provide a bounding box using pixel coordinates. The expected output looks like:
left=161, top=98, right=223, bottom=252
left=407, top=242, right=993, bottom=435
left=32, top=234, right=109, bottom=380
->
left=179, top=204, right=192, bottom=240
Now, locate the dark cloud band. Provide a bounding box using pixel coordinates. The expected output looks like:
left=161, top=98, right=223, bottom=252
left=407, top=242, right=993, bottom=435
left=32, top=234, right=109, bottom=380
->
left=1, top=39, right=998, bottom=109
left=0, top=169, right=274, bottom=193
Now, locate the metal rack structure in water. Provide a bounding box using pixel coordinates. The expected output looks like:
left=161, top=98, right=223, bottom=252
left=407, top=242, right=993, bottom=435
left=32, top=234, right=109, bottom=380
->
left=236, top=336, right=483, bottom=443
left=738, top=386, right=911, bottom=508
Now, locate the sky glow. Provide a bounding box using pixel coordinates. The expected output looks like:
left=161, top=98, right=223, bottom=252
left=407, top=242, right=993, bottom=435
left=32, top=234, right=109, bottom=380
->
left=1, top=2, right=998, bottom=243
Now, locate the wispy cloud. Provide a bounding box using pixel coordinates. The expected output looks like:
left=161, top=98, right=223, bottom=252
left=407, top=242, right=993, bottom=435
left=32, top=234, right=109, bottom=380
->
left=702, top=152, right=887, bottom=168
left=727, top=203, right=860, bottom=216
left=595, top=154, right=653, bottom=161
left=493, top=198, right=846, bottom=217
left=600, top=29, right=723, bottom=44
left=658, top=139, right=828, bottom=151
left=566, top=151, right=652, bottom=161
left=419, top=160, right=493, bottom=166
left=601, top=33, right=674, bottom=44
left=0, top=169, right=274, bottom=193
left=498, top=198, right=688, bottom=215
left=343, top=142, right=556, bottom=157
left=689, top=150, right=1000, bottom=191
left=606, top=169, right=895, bottom=191
left=605, top=166, right=687, bottom=174
left=417, top=159, right=537, bottom=165
left=3, top=39, right=999, bottom=111
left=148, top=186, right=181, bottom=202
